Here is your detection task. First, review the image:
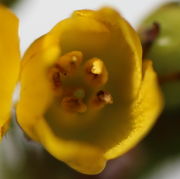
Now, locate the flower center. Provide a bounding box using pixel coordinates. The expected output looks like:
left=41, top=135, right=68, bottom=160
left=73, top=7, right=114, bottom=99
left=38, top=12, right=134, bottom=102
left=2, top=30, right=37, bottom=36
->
left=48, top=51, right=113, bottom=114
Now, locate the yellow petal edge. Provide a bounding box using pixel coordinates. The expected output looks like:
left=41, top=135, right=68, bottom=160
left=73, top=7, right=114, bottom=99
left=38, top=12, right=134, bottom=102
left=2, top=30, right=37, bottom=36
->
left=0, top=5, right=20, bottom=140
left=17, top=7, right=163, bottom=174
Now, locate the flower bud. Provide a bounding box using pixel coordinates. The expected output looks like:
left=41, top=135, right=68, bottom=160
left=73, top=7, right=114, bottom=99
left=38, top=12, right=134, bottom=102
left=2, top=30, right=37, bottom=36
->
left=139, top=2, right=180, bottom=111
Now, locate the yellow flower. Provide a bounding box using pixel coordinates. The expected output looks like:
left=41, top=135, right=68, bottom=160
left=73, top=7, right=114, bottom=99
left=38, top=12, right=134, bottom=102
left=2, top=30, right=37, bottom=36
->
left=0, top=5, right=20, bottom=140
left=17, top=7, right=163, bottom=174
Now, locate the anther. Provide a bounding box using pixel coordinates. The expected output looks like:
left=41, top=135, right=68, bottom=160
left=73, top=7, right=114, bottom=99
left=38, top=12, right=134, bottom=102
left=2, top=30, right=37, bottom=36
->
left=48, top=66, right=61, bottom=90
left=52, top=71, right=61, bottom=88
left=97, top=90, right=113, bottom=104
left=61, top=96, right=87, bottom=113
left=56, top=51, right=83, bottom=76
left=91, top=59, right=103, bottom=75
left=84, top=58, right=108, bottom=87
left=71, top=56, right=78, bottom=63
left=90, top=90, right=113, bottom=110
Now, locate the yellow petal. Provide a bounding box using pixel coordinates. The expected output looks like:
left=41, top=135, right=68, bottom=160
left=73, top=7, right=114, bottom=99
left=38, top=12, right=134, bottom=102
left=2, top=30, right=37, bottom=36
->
left=0, top=5, right=20, bottom=139
left=17, top=35, right=61, bottom=140
left=34, top=118, right=106, bottom=174
left=105, top=60, right=164, bottom=159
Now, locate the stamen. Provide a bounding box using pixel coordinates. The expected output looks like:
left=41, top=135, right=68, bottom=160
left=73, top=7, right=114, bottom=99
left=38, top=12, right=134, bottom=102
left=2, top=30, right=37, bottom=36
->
left=52, top=71, right=61, bottom=88
left=91, top=59, right=103, bottom=75
left=56, top=51, right=83, bottom=76
left=97, top=90, right=113, bottom=104
left=84, top=58, right=108, bottom=87
left=89, top=90, right=113, bottom=110
left=61, top=96, right=87, bottom=113
left=48, top=66, right=61, bottom=90
left=71, top=56, right=78, bottom=63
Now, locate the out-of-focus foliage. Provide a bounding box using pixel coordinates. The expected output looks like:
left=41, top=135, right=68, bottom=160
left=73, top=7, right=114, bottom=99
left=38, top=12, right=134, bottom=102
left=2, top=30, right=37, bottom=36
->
left=0, top=0, right=20, bottom=7
left=137, top=2, right=180, bottom=179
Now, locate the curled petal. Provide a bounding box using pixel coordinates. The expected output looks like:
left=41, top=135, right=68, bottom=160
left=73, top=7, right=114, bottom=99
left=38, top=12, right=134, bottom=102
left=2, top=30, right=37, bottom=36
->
left=34, top=118, right=106, bottom=174
left=105, top=60, right=164, bottom=159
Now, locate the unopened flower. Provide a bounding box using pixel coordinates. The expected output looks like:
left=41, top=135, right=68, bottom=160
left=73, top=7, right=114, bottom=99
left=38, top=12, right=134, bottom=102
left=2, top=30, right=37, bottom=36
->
left=139, top=2, right=180, bottom=111
left=0, top=5, right=20, bottom=140
left=17, top=7, right=163, bottom=174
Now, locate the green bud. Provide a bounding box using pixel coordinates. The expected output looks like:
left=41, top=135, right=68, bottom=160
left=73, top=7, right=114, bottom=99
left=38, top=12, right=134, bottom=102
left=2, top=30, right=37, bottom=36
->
left=139, top=2, right=180, bottom=111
